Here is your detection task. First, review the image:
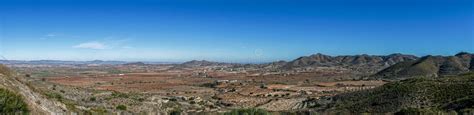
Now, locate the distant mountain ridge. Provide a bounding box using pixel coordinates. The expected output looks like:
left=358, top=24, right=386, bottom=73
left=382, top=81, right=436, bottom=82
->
left=373, top=52, right=473, bottom=80
left=123, top=62, right=147, bottom=66
left=0, top=60, right=128, bottom=65
left=284, top=53, right=418, bottom=68
left=0, top=60, right=175, bottom=65
left=179, top=60, right=236, bottom=67
left=278, top=53, right=418, bottom=75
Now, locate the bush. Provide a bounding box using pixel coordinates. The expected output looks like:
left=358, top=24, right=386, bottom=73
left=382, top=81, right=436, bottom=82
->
left=89, top=97, right=96, bottom=101
left=224, top=108, right=269, bottom=115
left=200, top=82, right=216, bottom=88
left=45, top=92, right=63, bottom=101
left=0, top=88, right=29, bottom=113
left=170, top=110, right=182, bottom=115
left=116, top=105, right=127, bottom=111
left=395, top=108, right=446, bottom=115
left=111, top=92, right=129, bottom=98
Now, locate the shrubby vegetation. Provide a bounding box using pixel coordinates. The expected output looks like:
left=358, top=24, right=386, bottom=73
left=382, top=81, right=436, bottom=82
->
left=224, top=108, right=270, bottom=115
left=395, top=108, right=455, bottom=115
left=44, top=91, right=78, bottom=111
left=0, top=88, right=29, bottom=113
left=330, top=72, right=474, bottom=113
left=116, top=105, right=127, bottom=110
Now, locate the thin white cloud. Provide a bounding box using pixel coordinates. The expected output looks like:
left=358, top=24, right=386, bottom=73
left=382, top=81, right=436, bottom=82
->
left=46, top=33, right=58, bottom=37
left=122, top=46, right=134, bottom=49
left=73, top=41, right=107, bottom=50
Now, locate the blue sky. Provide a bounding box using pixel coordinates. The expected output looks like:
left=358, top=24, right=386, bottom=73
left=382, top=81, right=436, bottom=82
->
left=0, top=0, right=472, bottom=62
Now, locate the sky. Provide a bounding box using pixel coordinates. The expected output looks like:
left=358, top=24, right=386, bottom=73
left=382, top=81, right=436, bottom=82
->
left=0, top=0, right=473, bottom=63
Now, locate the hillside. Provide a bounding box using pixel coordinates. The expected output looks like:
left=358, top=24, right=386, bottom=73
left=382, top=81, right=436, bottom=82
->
left=177, top=60, right=238, bottom=68
left=327, top=72, right=474, bottom=113
left=0, top=64, right=67, bottom=113
left=373, top=52, right=473, bottom=80
left=170, top=53, right=419, bottom=75
left=282, top=53, right=418, bottom=74
left=123, top=62, right=147, bottom=66
left=284, top=53, right=417, bottom=68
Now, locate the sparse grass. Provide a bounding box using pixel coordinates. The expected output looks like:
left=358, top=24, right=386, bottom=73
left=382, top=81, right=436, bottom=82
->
left=0, top=64, right=12, bottom=76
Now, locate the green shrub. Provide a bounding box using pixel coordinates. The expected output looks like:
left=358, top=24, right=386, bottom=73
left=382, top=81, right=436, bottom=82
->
left=89, top=97, right=96, bottom=101
left=199, top=82, right=217, bottom=88
left=116, top=105, right=127, bottom=111
left=0, top=88, right=29, bottom=113
left=224, top=108, right=270, bottom=115
left=170, top=110, right=182, bottom=115
left=45, top=92, right=63, bottom=101
left=111, top=92, right=129, bottom=98
left=396, top=108, right=446, bottom=115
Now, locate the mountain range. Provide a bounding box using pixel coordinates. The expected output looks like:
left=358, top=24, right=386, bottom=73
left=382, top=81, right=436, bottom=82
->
left=176, top=52, right=473, bottom=80
left=3, top=52, right=473, bottom=80
left=283, top=53, right=418, bottom=68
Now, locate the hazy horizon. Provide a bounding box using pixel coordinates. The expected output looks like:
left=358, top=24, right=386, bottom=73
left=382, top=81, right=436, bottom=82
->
left=1, top=0, right=473, bottom=62
left=1, top=52, right=472, bottom=64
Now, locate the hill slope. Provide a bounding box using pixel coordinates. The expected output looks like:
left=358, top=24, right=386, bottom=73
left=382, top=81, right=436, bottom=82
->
left=0, top=64, right=67, bottom=113
left=373, top=53, right=473, bottom=80
left=328, top=72, right=474, bottom=113
left=283, top=53, right=418, bottom=74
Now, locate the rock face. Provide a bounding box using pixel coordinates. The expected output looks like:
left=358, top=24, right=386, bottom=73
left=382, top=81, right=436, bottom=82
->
left=0, top=64, right=67, bottom=114
left=373, top=53, right=473, bottom=80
